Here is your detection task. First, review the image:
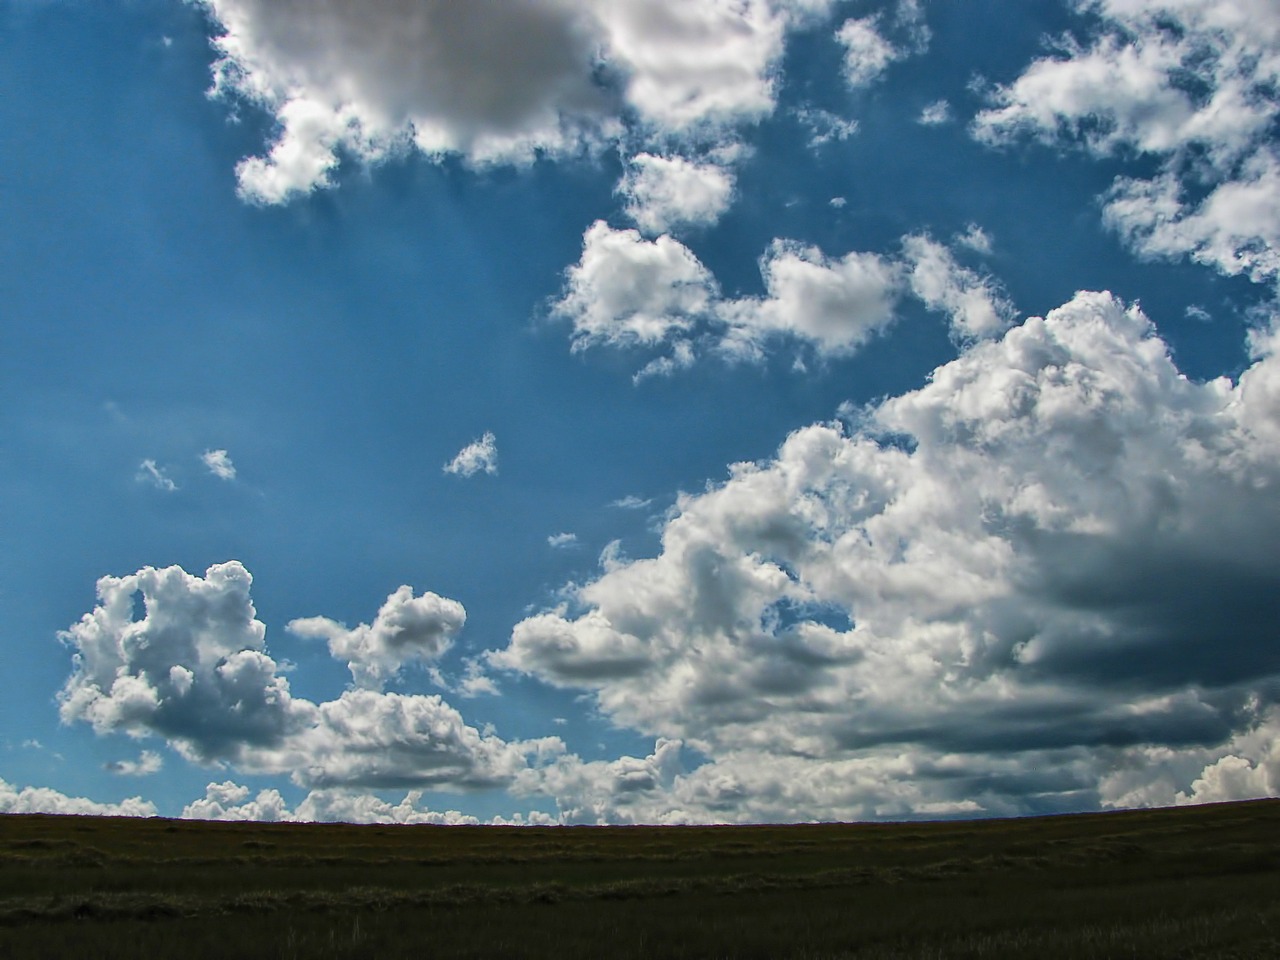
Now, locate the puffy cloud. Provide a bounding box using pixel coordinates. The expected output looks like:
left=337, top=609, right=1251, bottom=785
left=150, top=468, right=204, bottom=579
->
left=495, top=290, right=1280, bottom=819
left=105, top=750, right=163, bottom=776
left=794, top=106, right=859, bottom=147
left=201, top=449, right=236, bottom=480
left=288, top=585, right=465, bottom=690
left=0, top=778, right=157, bottom=817
left=554, top=221, right=717, bottom=350
left=59, top=562, right=559, bottom=790
left=835, top=1, right=928, bottom=89
left=918, top=99, right=951, bottom=125
left=717, top=241, right=902, bottom=357
left=619, top=153, right=736, bottom=234
left=902, top=234, right=1016, bottom=338
left=444, top=431, right=498, bottom=477
left=557, top=227, right=1023, bottom=371
left=196, top=0, right=830, bottom=203
left=181, top=779, right=557, bottom=824
left=973, top=0, right=1280, bottom=281
left=547, top=532, right=579, bottom=549
left=137, top=459, right=176, bottom=492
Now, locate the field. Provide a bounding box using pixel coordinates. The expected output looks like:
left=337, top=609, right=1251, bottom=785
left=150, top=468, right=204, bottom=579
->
left=2, top=799, right=1280, bottom=958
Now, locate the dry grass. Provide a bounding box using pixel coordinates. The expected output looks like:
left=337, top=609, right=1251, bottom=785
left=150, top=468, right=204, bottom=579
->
left=3, top=799, right=1280, bottom=957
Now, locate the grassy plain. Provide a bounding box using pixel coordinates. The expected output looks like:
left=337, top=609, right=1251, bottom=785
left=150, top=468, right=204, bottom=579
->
left=2, top=798, right=1279, bottom=958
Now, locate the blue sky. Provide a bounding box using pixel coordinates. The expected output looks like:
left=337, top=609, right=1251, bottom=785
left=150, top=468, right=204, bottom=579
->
left=3, top=0, right=1280, bottom=823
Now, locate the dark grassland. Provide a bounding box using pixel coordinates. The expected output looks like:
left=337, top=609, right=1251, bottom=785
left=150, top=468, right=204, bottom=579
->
left=3, top=800, right=1280, bottom=958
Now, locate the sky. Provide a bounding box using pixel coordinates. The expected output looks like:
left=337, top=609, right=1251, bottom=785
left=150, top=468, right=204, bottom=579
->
left=2, top=0, right=1280, bottom=825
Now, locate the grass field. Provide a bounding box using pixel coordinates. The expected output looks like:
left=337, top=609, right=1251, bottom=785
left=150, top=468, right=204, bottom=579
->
left=2, top=799, right=1279, bottom=958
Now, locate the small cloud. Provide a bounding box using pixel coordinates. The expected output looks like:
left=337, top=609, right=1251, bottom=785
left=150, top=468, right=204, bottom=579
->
left=1185, top=304, right=1212, bottom=323
left=201, top=449, right=237, bottom=480
left=105, top=751, right=163, bottom=777
left=954, top=223, right=993, bottom=255
left=829, top=197, right=847, bottom=208
left=547, top=532, right=579, bottom=549
left=137, top=459, right=177, bottom=492
left=21, top=740, right=41, bottom=750
left=553, top=717, right=568, bottom=726
left=161, top=35, right=173, bottom=48
left=918, top=99, right=952, bottom=125
left=611, top=495, right=653, bottom=510
left=795, top=107, right=859, bottom=147
left=444, top=432, right=498, bottom=477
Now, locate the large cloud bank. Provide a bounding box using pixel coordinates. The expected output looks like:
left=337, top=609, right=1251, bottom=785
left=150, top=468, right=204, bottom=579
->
left=492, top=290, right=1280, bottom=821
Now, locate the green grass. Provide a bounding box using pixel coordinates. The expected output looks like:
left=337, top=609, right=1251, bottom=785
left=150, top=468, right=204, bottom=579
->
left=3, top=800, right=1280, bottom=957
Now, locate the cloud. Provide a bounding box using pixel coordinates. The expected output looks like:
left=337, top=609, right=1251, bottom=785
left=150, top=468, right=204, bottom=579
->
left=902, top=234, right=1016, bottom=338
left=492, top=290, right=1280, bottom=820
left=201, top=449, right=236, bottom=480
left=717, top=241, right=902, bottom=357
left=288, top=585, right=466, bottom=690
left=619, top=154, right=736, bottom=235
left=444, top=432, right=498, bottom=477
left=918, top=99, right=951, bottom=125
left=0, top=778, right=157, bottom=817
left=558, top=226, right=1023, bottom=372
left=196, top=0, right=827, bottom=203
left=794, top=107, right=858, bottom=147
left=835, top=1, right=928, bottom=89
left=181, top=779, right=556, bottom=824
left=59, top=562, right=559, bottom=789
left=105, top=750, right=163, bottom=776
left=137, top=459, right=176, bottom=492
left=554, top=221, right=717, bottom=351
left=954, top=223, right=993, bottom=255
left=547, top=532, right=579, bottom=549
left=972, top=0, right=1280, bottom=282
left=611, top=495, right=653, bottom=510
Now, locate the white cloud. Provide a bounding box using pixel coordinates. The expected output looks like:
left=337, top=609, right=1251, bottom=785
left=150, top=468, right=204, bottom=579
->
left=197, top=0, right=824, bottom=203
left=201, top=449, right=236, bottom=480
left=611, top=495, right=653, bottom=510
left=181, top=779, right=556, bottom=824
left=288, top=584, right=466, bottom=690
left=973, top=0, right=1280, bottom=282
left=794, top=106, right=859, bottom=147
left=902, top=234, right=1016, bottom=338
left=547, top=532, right=579, bottom=549
left=105, top=750, right=163, bottom=776
left=137, top=459, right=176, bottom=492
left=619, top=154, right=735, bottom=235
left=493, top=291, right=1280, bottom=820
left=718, top=240, right=902, bottom=357
left=0, top=778, right=157, bottom=817
left=58, top=562, right=559, bottom=790
left=829, top=196, right=847, bottom=208
left=954, top=223, right=993, bottom=255
left=444, top=431, right=498, bottom=477
left=835, top=2, right=928, bottom=89
left=554, top=221, right=717, bottom=350
left=918, top=99, right=951, bottom=125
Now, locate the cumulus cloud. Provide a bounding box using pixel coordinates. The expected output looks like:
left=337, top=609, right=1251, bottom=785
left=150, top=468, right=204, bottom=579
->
left=547, top=532, right=579, bottom=549
left=105, top=750, right=163, bottom=776
left=181, top=779, right=556, bottom=825
left=557, top=225, right=1024, bottom=372
left=493, top=290, right=1280, bottom=820
left=835, top=1, right=928, bottom=89
left=201, top=449, right=236, bottom=480
left=137, top=459, right=176, bottom=492
left=288, top=585, right=466, bottom=690
left=59, top=562, right=559, bottom=790
left=718, top=241, right=902, bottom=357
left=902, top=234, right=1016, bottom=338
left=196, top=0, right=827, bottom=203
left=0, top=778, right=156, bottom=817
left=973, top=0, right=1280, bottom=282
left=554, top=221, right=717, bottom=351
left=444, top=432, right=498, bottom=477
left=619, top=154, right=736, bottom=234
left=918, top=99, right=951, bottom=125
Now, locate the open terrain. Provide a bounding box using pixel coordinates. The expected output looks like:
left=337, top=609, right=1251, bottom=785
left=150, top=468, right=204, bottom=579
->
left=2, top=799, right=1279, bottom=958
